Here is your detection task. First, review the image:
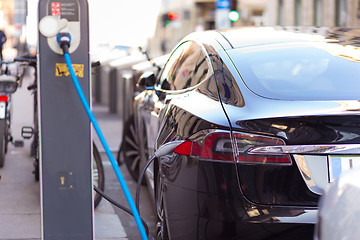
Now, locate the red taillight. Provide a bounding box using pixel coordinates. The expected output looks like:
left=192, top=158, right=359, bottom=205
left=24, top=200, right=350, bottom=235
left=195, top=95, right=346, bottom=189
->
left=173, top=131, right=291, bottom=164
left=0, top=95, right=8, bottom=102
left=200, top=132, right=235, bottom=161
left=173, top=141, right=201, bottom=156
left=173, top=132, right=235, bottom=161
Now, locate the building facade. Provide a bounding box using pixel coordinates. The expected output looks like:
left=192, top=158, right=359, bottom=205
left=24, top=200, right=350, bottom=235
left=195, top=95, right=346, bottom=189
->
left=0, top=0, right=14, bottom=28
left=266, top=0, right=360, bottom=27
left=237, top=0, right=267, bottom=26
left=149, top=0, right=360, bottom=57
left=0, top=0, right=28, bottom=57
left=148, top=0, right=267, bottom=56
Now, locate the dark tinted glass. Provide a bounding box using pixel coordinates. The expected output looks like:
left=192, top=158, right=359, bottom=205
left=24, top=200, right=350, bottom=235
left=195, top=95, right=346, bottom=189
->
left=191, top=51, right=210, bottom=87
left=171, top=42, right=198, bottom=90
left=159, top=41, right=210, bottom=91
left=159, top=42, right=189, bottom=90
left=229, top=42, right=360, bottom=100
left=197, top=45, right=244, bottom=107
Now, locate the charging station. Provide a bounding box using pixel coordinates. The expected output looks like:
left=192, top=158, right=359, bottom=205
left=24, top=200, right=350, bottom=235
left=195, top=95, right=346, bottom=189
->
left=38, top=0, right=93, bottom=239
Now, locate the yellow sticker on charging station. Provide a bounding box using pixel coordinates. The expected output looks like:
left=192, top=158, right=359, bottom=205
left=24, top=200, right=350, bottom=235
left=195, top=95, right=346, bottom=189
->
left=56, top=63, right=84, bottom=78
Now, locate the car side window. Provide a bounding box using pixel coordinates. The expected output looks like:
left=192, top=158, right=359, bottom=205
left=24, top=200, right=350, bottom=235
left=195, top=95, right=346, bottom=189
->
left=191, top=48, right=210, bottom=88
left=159, top=41, right=210, bottom=91
left=197, top=45, right=244, bottom=107
left=159, top=42, right=189, bottom=90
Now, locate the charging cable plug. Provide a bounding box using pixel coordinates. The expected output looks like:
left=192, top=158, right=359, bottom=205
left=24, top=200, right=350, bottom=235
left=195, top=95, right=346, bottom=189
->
left=57, top=32, right=71, bottom=54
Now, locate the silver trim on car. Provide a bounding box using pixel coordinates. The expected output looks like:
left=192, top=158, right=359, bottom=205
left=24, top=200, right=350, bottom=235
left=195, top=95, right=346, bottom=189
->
left=247, top=144, right=360, bottom=155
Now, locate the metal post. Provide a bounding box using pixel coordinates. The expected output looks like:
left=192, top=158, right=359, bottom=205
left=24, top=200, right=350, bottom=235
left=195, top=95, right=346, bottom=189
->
left=109, top=68, right=117, bottom=114
left=38, top=0, right=93, bottom=239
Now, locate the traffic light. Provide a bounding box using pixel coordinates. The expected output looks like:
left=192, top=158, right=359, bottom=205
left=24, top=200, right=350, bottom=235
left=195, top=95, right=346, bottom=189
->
left=168, top=12, right=176, bottom=20
left=162, top=12, right=177, bottom=27
left=229, top=0, right=239, bottom=22
left=229, top=10, right=239, bottom=22
left=162, top=14, right=170, bottom=27
left=230, top=0, right=237, bottom=11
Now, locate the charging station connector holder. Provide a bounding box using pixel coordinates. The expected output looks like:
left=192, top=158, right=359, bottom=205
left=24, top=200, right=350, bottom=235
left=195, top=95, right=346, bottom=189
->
left=39, top=15, right=80, bottom=54
left=39, top=16, right=68, bottom=37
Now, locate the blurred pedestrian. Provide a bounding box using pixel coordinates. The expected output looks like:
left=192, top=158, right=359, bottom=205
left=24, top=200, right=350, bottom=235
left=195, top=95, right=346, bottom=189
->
left=0, top=30, right=6, bottom=61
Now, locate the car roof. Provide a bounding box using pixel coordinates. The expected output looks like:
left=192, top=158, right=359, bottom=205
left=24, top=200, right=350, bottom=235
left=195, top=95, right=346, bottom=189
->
left=215, top=27, right=360, bottom=50
left=182, top=27, right=360, bottom=54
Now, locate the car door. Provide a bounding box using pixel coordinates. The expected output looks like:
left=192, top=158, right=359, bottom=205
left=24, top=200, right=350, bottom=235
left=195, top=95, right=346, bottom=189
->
left=140, top=40, right=212, bottom=197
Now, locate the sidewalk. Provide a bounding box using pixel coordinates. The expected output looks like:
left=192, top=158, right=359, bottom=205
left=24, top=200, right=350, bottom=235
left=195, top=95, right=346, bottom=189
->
left=0, top=74, right=127, bottom=239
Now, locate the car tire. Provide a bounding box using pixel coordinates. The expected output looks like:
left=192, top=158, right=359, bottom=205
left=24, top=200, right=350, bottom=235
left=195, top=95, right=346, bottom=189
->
left=121, top=115, right=147, bottom=184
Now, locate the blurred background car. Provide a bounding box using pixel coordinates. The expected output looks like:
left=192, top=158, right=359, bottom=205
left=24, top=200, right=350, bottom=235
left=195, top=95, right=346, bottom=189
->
left=315, top=167, right=360, bottom=240
left=120, top=26, right=360, bottom=239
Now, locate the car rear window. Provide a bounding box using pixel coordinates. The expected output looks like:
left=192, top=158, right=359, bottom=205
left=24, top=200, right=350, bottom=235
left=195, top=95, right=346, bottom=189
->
left=228, top=42, right=360, bottom=100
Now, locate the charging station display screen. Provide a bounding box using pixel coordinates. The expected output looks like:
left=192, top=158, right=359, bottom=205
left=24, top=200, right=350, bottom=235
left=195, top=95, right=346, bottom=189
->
left=48, top=0, right=79, bottom=22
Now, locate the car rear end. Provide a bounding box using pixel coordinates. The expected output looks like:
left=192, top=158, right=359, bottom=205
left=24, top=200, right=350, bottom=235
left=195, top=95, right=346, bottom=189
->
left=160, top=27, right=360, bottom=239
left=162, top=118, right=325, bottom=239
left=235, top=113, right=360, bottom=205
left=165, top=112, right=360, bottom=239
left=224, top=27, right=360, bottom=238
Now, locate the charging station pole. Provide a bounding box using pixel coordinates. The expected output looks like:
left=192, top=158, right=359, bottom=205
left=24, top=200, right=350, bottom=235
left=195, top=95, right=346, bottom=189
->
left=38, top=0, right=93, bottom=239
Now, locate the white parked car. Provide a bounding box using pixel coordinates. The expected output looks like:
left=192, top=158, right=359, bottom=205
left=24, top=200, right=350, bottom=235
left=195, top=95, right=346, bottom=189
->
left=315, top=167, right=360, bottom=240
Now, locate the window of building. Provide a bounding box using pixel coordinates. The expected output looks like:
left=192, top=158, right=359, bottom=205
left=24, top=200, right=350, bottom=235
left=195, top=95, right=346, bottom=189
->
left=313, top=0, right=323, bottom=26
left=335, top=0, right=347, bottom=27
left=277, top=0, right=284, bottom=25
left=295, top=0, right=302, bottom=25
left=253, top=10, right=263, bottom=16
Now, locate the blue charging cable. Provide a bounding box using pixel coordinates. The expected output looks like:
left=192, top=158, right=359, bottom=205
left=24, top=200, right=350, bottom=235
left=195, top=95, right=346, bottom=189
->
left=58, top=33, right=148, bottom=240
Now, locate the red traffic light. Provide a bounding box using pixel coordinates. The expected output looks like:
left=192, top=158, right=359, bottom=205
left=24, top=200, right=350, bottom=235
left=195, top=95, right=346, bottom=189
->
left=168, top=12, right=177, bottom=20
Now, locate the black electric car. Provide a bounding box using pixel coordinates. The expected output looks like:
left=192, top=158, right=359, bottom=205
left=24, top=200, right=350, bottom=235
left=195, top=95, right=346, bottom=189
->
left=121, top=27, right=360, bottom=239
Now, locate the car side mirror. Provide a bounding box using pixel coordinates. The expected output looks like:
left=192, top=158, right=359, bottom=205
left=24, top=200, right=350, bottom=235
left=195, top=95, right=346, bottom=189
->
left=137, top=71, right=156, bottom=89
left=160, top=78, right=170, bottom=90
